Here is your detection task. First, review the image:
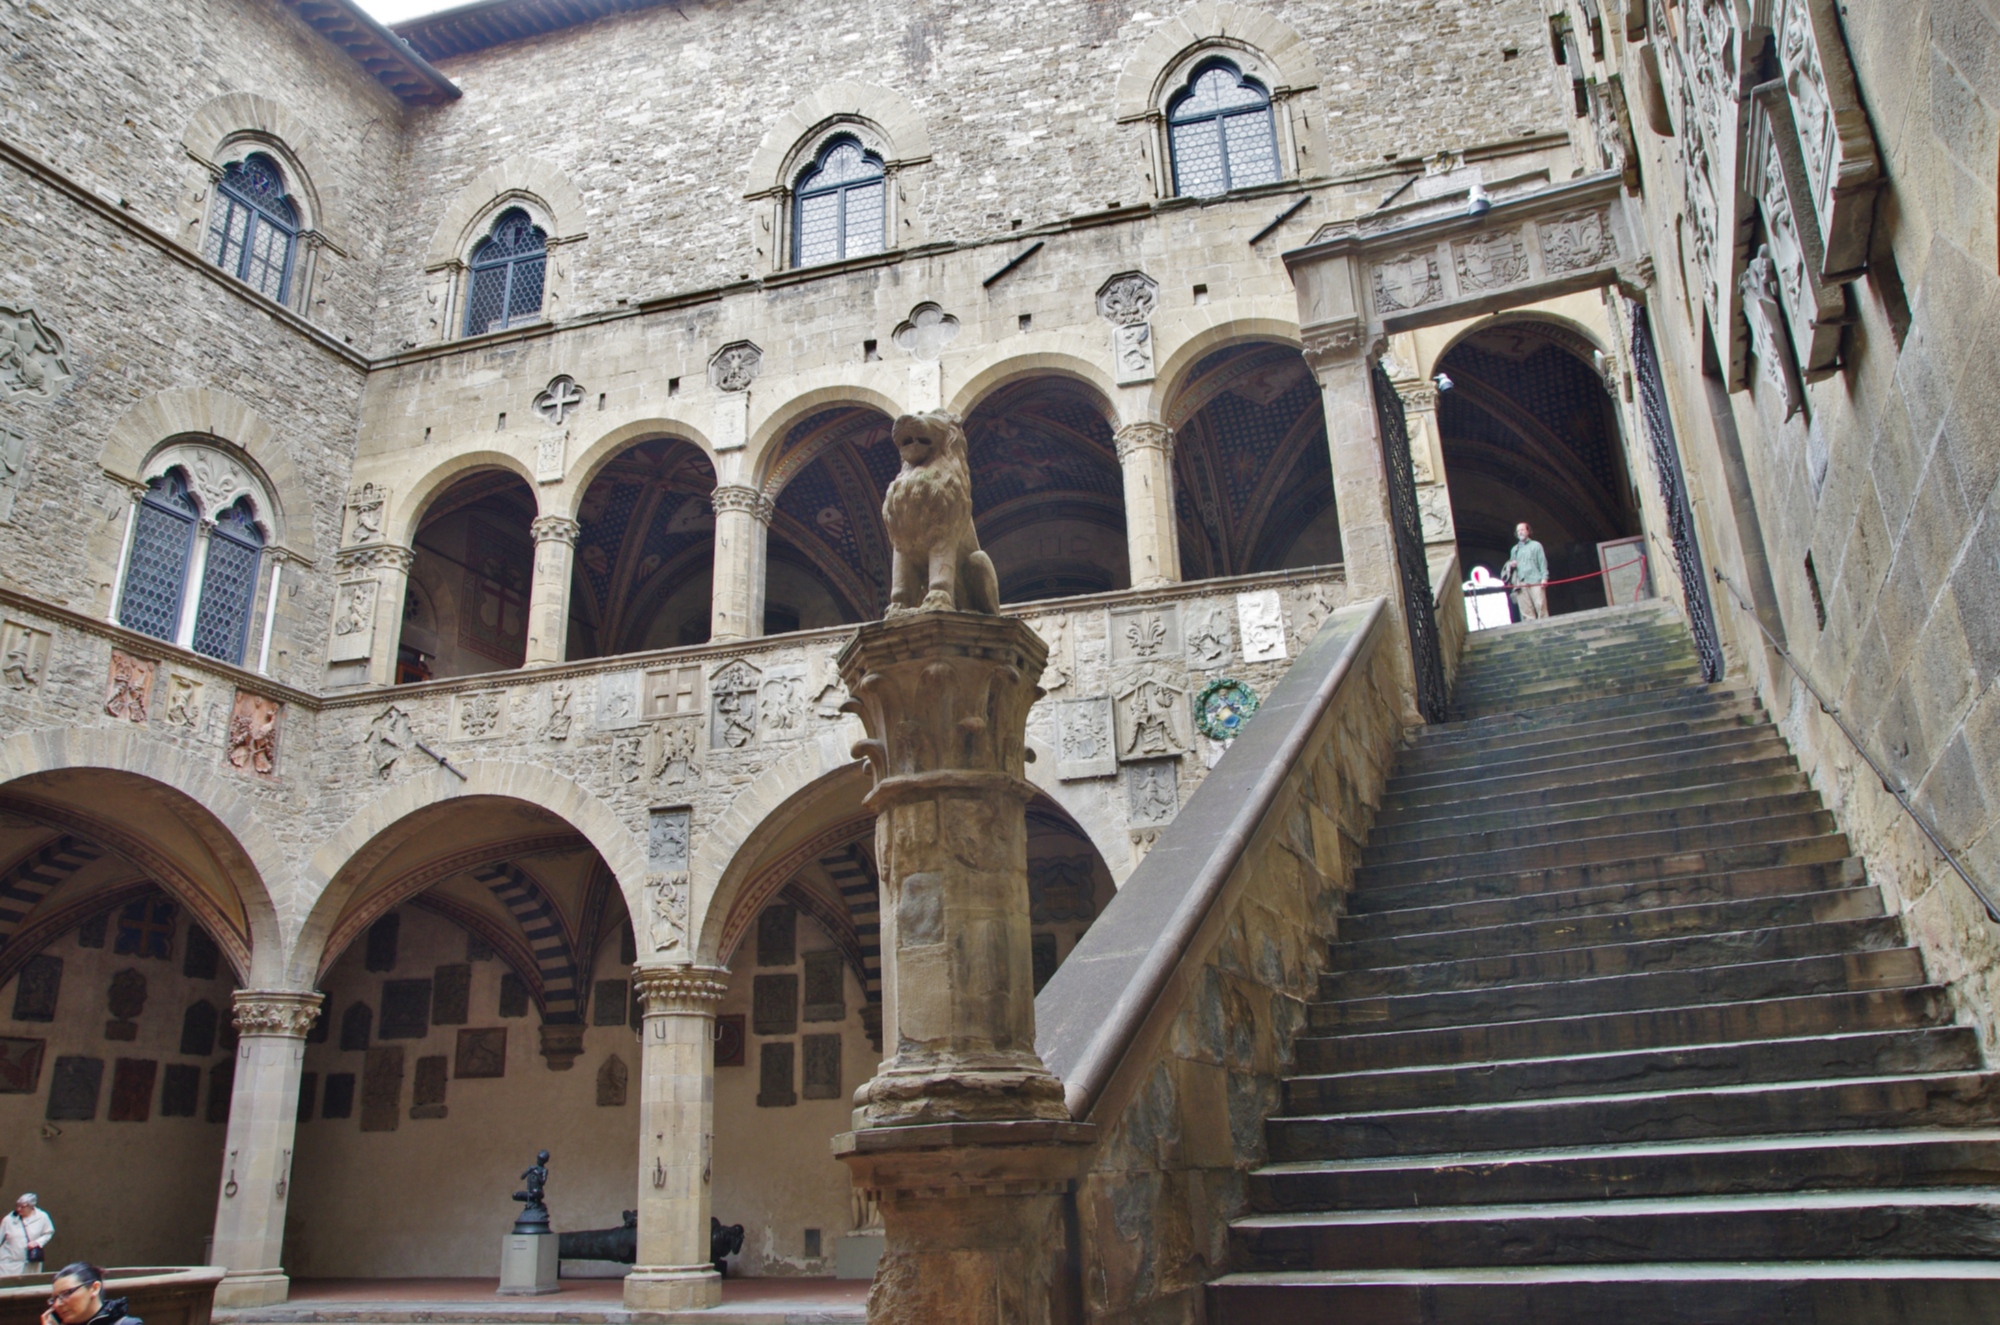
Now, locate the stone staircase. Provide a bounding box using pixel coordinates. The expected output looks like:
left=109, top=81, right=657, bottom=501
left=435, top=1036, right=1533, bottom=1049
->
left=1211, top=601, right=2000, bottom=1323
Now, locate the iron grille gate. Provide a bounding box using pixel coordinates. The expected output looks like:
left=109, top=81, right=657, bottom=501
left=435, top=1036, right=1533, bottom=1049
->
left=1370, top=362, right=1449, bottom=723
left=1628, top=305, right=1724, bottom=683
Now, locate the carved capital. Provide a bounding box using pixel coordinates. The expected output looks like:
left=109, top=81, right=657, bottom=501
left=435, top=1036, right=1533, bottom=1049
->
left=529, top=515, right=581, bottom=546
left=232, top=989, right=324, bottom=1038
left=633, top=965, right=730, bottom=1015
left=1299, top=320, right=1380, bottom=370
left=1113, top=422, right=1175, bottom=462
left=1395, top=384, right=1439, bottom=413
left=710, top=485, right=774, bottom=525
left=335, top=543, right=415, bottom=574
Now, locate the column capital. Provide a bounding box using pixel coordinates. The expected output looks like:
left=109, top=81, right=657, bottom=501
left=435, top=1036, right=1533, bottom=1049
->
left=710, top=485, right=774, bottom=525
left=334, top=543, right=415, bottom=574
left=231, top=989, right=324, bottom=1038
left=1395, top=382, right=1438, bottom=412
left=1114, top=421, right=1175, bottom=461
left=633, top=965, right=729, bottom=1014
left=1300, top=320, right=1385, bottom=373
left=530, top=514, right=582, bottom=546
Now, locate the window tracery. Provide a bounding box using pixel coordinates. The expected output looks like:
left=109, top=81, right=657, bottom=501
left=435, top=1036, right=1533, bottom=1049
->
left=464, top=208, right=548, bottom=336
left=1167, top=59, right=1281, bottom=197
left=793, top=137, right=886, bottom=268
left=202, top=154, right=299, bottom=303
left=116, top=447, right=274, bottom=666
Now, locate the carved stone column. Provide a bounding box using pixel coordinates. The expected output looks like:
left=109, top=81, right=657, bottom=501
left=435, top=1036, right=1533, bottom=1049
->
left=624, top=966, right=728, bottom=1312
left=1115, top=422, right=1179, bottom=590
left=709, top=485, right=772, bottom=642
left=1302, top=329, right=1421, bottom=722
left=330, top=544, right=415, bottom=687
left=209, top=990, right=322, bottom=1309
left=524, top=515, right=580, bottom=666
left=833, top=612, right=1093, bottom=1325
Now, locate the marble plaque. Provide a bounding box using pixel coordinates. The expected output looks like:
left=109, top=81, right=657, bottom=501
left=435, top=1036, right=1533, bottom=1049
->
left=159, top=1062, right=199, bottom=1116
left=801, top=1034, right=842, bottom=1100
left=180, top=999, right=218, bottom=1056
left=595, top=671, right=643, bottom=730
left=1184, top=601, right=1234, bottom=669
left=12, top=954, right=60, bottom=1021
left=802, top=950, right=845, bottom=1023
left=1114, top=669, right=1191, bottom=761
left=596, top=1053, right=628, bottom=1107
left=757, top=904, right=797, bottom=967
left=1109, top=603, right=1181, bottom=665
left=340, top=1002, right=373, bottom=1051
left=1125, top=759, right=1181, bottom=826
left=0, top=1036, right=45, bottom=1093
left=753, top=973, right=798, bottom=1036
left=432, top=964, right=471, bottom=1025
left=593, top=979, right=629, bottom=1026
left=410, top=1054, right=449, bottom=1119
left=109, top=1057, right=156, bottom=1122
left=756, top=1041, right=796, bottom=1108
left=323, top=1072, right=356, bottom=1119
left=1237, top=589, right=1287, bottom=662
left=499, top=973, right=529, bottom=1018
left=360, top=1046, right=404, bottom=1132
left=455, top=1027, right=507, bottom=1079
left=46, top=1055, right=103, bottom=1120
left=379, top=979, right=432, bottom=1040
left=1054, top=697, right=1116, bottom=780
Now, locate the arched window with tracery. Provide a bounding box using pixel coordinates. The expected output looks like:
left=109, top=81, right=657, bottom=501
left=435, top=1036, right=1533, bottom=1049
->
left=118, top=472, right=200, bottom=643
left=793, top=137, right=885, bottom=268
left=464, top=208, right=548, bottom=337
left=116, top=453, right=275, bottom=666
left=203, top=154, right=299, bottom=302
left=1167, top=59, right=1280, bottom=198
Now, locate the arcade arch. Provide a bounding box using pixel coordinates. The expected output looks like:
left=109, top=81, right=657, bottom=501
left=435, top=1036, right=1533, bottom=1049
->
left=566, top=437, right=718, bottom=657
left=401, top=469, right=540, bottom=680
left=761, top=406, right=898, bottom=633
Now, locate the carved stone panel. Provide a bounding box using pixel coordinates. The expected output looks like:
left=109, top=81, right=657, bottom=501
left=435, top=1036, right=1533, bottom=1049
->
left=1371, top=249, right=1444, bottom=312
left=163, top=674, right=202, bottom=730
left=596, top=1052, right=628, bottom=1106
left=227, top=691, right=281, bottom=777
left=2, top=619, right=51, bottom=690
left=803, top=950, right=846, bottom=1023
left=344, top=483, right=388, bottom=546
left=159, top=1061, right=198, bottom=1115
left=1124, top=759, right=1180, bottom=827
left=760, top=666, right=808, bottom=741
left=323, top=1072, right=356, bottom=1118
left=409, top=1054, right=448, bottom=1120
left=1236, top=590, right=1288, bottom=662
left=1452, top=229, right=1530, bottom=293
left=648, top=807, right=691, bottom=873
left=13, top=954, right=60, bottom=1021
left=542, top=682, right=575, bottom=741
left=1114, top=668, right=1191, bottom=761
left=1750, top=85, right=1847, bottom=381
left=1773, top=0, right=1880, bottom=275
left=709, top=341, right=764, bottom=392
left=0, top=428, right=26, bottom=523
left=1539, top=209, right=1619, bottom=273
left=758, top=904, right=796, bottom=967
left=709, top=658, right=761, bottom=749
left=650, top=714, right=703, bottom=788
left=1185, top=601, right=1234, bottom=669
left=109, top=1057, right=157, bottom=1122
left=753, top=973, right=798, bottom=1036
left=802, top=1033, right=841, bottom=1100
left=1418, top=485, right=1457, bottom=544
left=1112, top=323, right=1155, bottom=385
left=643, top=664, right=703, bottom=719
left=452, top=690, right=507, bottom=741
left=379, top=979, right=433, bottom=1040
left=433, top=964, right=472, bottom=1025
left=328, top=581, right=378, bottom=663
left=1740, top=248, right=1805, bottom=420
left=1109, top=603, right=1181, bottom=666
left=646, top=807, right=692, bottom=956
left=0, top=306, right=72, bottom=398
left=757, top=1041, right=796, bottom=1108
left=1033, top=615, right=1071, bottom=692
left=533, top=374, right=584, bottom=426
left=455, top=1027, right=506, bottom=1079
left=595, top=671, right=643, bottom=730
left=46, top=1055, right=103, bottom=1121
left=1053, top=696, right=1116, bottom=780
left=105, top=651, right=155, bottom=723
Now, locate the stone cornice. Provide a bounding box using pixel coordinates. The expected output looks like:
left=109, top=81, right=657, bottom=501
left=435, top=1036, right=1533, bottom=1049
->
left=233, top=988, right=325, bottom=1038
left=335, top=543, right=416, bottom=573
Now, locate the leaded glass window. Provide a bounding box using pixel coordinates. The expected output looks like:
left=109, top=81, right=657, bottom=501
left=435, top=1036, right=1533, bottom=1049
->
left=464, top=209, right=547, bottom=337
left=793, top=138, right=886, bottom=268
left=118, top=472, right=198, bottom=643
left=192, top=498, right=264, bottom=663
left=1167, top=60, right=1281, bottom=198
left=202, top=155, right=299, bottom=303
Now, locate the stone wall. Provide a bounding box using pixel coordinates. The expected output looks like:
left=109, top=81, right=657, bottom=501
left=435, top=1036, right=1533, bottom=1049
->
left=1552, top=0, right=2000, bottom=1051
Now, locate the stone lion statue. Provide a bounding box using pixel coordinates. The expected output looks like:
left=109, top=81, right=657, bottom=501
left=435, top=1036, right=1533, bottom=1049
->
left=881, top=410, right=999, bottom=615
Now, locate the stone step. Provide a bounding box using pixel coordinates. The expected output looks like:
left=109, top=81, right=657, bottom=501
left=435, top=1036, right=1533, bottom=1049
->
left=1282, top=1026, right=1981, bottom=1114
left=1295, top=986, right=1950, bottom=1076
left=1392, top=718, right=1780, bottom=783
left=1449, top=656, right=1704, bottom=705
left=1309, top=948, right=1924, bottom=1034
left=1320, top=916, right=1908, bottom=1001
left=1208, top=1262, right=2000, bottom=1325
left=1351, top=812, right=1842, bottom=890
left=1452, top=672, right=1707, bottom=719
left=1348, top=834, right=1855, bottom=913
left=1339, top=859, right=1871, bottom=940
left=1380, top=758, right=1804, bottom=826
left=1230, top=1187, right=2000, bottom=1271
left=1330, top=885, right=1884, bottom=969
left=1417, top=684, right=1755, bottom=744
left=1268, top=1072, right=2000, bottom=1163
left=1361, top=792, right=1829, bottom=865
left=1249, top=1129, right=2000, bottom=1212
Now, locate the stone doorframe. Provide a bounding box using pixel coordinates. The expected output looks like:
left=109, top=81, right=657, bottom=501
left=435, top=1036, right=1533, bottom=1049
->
left=1280, top=170, right=1650, bottom=717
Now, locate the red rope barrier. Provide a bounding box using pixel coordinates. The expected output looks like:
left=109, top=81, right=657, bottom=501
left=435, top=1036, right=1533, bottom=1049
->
left=1484, top=555, right=1650, bottom=604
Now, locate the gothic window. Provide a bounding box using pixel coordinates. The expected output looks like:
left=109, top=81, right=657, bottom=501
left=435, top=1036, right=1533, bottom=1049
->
left=202, top=154, right=299, bottom=303
left=191, top=497, right=265, bottom=663
left=464, top=208, right=547, bottom=337
left=793, top=137, right=886, bottom=268
left=118, top=472, right=199, bottom=643
left=1167, top=60, right=1281, bottom=198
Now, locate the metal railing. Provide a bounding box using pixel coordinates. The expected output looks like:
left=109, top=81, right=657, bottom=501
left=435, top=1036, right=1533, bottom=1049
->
left=1712, top=566, right=2000, bottom=924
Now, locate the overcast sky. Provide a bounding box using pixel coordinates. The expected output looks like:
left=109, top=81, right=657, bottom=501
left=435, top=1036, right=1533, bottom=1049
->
left=360, top=0, right=452, bottom=22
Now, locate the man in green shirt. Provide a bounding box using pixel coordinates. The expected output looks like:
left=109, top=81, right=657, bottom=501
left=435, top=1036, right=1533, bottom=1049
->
left=1504, top=521, right=1549, bottom=620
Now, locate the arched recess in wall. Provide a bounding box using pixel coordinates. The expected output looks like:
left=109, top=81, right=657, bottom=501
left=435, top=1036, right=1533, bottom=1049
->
left=744, top=82, right=932, bottom=273
left=565, top=437, right=717, bottom=657
left=285, top=792, right=639, bottom=1279
left=1113, top=1, right=1327, bottom=200
left=400, top=468, right=540, bottom=681
left=0, top=752, right=286, bottom=1267
left=759, top=405, right=899, bottom=633
left=1165, top=339, right=1337, bottom=579
left=177, top=92, right=337, bottom=312
left=423, top=158, right=587, bottom=341
left=1431, top=317, right=1641, bottom=614
left=961, top=377, right=1129, bottom=604
left=695, top=762, right=1112, bottom=1277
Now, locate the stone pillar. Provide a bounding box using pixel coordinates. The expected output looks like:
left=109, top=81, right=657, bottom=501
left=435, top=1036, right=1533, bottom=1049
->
left=1115, top=422, right=1179, bottom=590
left=833, top=613, right=1094, bottom=1325
left=624, top=965, right=728, bottom=1312
left=524, top=515, right=580, bottom=666
left=709, top=485, right=772, bottom=642
left=209, top=990, right=322, bottom=1309
left=329, top=545, right=415, bottom=687
left=1303, top=334, right=1421, bottom=721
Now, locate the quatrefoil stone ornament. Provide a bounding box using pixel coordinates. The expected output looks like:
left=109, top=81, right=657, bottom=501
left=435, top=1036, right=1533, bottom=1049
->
left=534, top=375, right=584, bottom=426
left=892, top=303, right=961, bottom=362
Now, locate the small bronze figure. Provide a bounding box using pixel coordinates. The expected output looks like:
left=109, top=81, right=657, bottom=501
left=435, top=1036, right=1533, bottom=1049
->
left=511, top=1150, right=551, bottom=1234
